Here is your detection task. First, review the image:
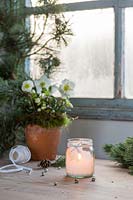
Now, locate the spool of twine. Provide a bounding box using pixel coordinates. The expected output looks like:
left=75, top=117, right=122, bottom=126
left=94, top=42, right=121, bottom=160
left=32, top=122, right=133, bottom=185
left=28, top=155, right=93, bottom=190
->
left=0, top=145, right=32, bottom=173
left=9, top=145, right=31, bottom=164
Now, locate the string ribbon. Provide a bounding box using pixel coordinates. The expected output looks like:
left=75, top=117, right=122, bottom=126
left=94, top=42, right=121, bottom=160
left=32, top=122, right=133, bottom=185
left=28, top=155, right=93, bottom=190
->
left=0, top=145, right=32, bottom=173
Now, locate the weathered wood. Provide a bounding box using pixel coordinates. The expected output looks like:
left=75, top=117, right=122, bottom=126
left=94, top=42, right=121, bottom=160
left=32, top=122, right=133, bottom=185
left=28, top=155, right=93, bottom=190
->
left=70, top=98, right=133, bottom=121
left=119, top=0, right=133, bottom=7
left=0, top=159, right=132, bottom=200
left=62, top=0, right=115, bottom=12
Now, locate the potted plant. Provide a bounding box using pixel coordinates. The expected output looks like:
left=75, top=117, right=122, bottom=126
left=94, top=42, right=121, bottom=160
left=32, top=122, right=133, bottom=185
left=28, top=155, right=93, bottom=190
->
left=17, top=74, right=75, bottom=161
left=0, top=0, right=73, bottom=156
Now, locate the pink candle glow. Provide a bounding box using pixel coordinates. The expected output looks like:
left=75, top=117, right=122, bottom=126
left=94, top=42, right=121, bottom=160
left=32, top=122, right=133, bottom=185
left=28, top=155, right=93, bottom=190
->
left=66, top=138, right=94, bottom=178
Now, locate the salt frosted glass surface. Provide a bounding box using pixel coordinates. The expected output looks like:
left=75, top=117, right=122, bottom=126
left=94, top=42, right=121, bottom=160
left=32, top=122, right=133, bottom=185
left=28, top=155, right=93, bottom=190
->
left=26, top=0, right=43, bottom=7
left=125, top=8, right=133, bottom=99
left=53, top=9, right=114, bottom=98
left=28, top=14, right=55, bottom=79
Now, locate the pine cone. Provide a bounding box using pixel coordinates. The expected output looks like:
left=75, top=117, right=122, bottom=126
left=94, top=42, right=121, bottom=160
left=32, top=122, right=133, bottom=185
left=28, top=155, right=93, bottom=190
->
left=38, top=160, right=51, bottom=169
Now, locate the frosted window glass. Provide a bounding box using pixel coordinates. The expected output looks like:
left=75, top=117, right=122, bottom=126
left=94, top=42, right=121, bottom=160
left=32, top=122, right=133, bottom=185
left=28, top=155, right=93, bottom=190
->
left=53, top=9, right=114, bottom=98
left=125, top=8, right=133, bottom=99
left=29, top=13, right=57, bottom=79
left=26, top=0, right=43, bottom=7
left=28, top=15, right=46, bottom=79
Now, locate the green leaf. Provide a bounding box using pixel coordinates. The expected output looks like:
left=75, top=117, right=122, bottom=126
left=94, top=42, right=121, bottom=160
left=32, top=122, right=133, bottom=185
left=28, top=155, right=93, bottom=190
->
left=52, top=156, right=66, bottom=167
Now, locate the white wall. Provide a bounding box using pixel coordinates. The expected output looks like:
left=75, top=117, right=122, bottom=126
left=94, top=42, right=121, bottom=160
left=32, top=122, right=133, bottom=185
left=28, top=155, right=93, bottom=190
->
left=58, top=119, right=133, bottom=159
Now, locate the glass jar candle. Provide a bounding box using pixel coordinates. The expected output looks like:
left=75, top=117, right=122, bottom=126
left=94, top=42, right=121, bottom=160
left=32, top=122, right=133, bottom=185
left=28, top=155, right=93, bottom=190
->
left=66, top=138, right=94, bottom=178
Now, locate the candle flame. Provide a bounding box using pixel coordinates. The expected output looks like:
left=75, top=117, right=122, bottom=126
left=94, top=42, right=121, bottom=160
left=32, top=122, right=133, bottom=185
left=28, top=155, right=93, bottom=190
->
left=78, top=153, right=81, bottom=160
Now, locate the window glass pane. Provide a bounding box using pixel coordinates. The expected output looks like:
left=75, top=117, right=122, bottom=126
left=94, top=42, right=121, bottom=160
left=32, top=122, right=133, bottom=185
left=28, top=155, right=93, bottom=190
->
left=26, top=0, right=43, bottom=7
left=125, top=8, right=133, bottom=99
left=28, top=14, right=54, bottom=79
left=53, top=9, right=114, bottom=98
left=28, top=15, right=44, bottom=78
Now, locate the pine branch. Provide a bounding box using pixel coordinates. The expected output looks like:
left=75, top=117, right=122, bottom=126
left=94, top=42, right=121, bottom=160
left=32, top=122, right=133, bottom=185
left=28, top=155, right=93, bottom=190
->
left=103, top=137, right=133, bottom=175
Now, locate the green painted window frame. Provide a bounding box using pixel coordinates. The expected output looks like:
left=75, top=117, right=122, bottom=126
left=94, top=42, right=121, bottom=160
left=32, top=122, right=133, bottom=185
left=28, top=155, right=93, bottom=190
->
left=27, top=0, right=133, bottom=121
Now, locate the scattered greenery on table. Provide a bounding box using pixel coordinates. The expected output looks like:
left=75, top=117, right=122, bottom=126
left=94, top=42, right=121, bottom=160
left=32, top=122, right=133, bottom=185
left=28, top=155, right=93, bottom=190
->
left=38, top=155, right=66, bottom=169
left=103, top=137, right=133, bottom=175
left=52, top=155, right=66, bottom=167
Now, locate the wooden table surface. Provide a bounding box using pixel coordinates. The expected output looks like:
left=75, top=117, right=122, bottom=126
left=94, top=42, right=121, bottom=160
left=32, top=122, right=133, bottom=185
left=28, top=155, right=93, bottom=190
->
left=0, top=159, right=133, bottom=200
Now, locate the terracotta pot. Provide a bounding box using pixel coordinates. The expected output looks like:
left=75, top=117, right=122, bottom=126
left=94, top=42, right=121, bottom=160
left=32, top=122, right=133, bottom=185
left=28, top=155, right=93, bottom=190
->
left=25, top=124, right=61, bottom=161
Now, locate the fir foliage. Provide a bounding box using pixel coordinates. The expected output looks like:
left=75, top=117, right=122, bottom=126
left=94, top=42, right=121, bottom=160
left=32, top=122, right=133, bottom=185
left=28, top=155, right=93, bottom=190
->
left=0, top=0, right=73, bottom=155
left=0, top=0, right=73, bottom=80
left=0, top=78, right=24, bottom=156
left=52, top=155, right=66, bottom=167
left=103, top=137, right=133, bottom=175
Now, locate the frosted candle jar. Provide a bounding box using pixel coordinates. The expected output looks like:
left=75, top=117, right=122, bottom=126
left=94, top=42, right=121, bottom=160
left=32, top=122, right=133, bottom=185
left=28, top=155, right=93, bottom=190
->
left=66, top=138, right=94, bottom=178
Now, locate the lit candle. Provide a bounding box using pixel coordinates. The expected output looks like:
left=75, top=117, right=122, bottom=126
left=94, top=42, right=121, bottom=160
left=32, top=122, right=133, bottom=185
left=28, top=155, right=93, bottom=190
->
left=66, top=138, right=94, bottom=178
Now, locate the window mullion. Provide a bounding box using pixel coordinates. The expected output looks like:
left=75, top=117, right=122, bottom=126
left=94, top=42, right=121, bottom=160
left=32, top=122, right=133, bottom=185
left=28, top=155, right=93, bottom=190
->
left=25, top=0, right=115, bottom=15
left=119, top=0, right=133, bottom=8
left=114, top=3, right=125, bottom=98
left=62, top=0, right=115, bottom=12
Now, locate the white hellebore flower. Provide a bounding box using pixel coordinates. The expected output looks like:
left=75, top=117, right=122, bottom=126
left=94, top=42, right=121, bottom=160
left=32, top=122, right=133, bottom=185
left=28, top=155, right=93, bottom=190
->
left=50, top=85, right=60, bottom=97
left=37, top=108, right=41, bottom=112
left=59, top=79, right=75, bottom=97
left=41, top=103, right=46, bottom=110
left=34, top=75, right=51, bottom=94
left=66, top=99, right=73, bottom=108
left=22, top=80, right=34, bottom=93
left=35, top=98, right=40, bottom=104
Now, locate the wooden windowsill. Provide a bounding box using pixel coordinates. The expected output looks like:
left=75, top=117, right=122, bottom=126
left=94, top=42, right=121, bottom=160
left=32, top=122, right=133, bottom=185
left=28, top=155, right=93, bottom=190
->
left=0, top=159, right=132, bottom=200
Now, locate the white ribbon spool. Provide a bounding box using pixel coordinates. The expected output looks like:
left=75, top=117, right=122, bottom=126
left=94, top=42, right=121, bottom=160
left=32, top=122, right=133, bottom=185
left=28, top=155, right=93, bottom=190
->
left=0, top=145, right=32, bottom=173
left=9, top=145, right=31, bottom=164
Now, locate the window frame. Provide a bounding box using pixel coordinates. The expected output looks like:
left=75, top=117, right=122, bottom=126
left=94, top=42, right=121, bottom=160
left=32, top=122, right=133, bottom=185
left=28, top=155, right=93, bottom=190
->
left=26, top=0, right=133, bottom=121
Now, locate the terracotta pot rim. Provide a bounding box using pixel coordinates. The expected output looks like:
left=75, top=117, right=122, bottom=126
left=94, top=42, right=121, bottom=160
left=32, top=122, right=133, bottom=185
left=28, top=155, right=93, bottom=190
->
left=25, top=124, right=61, bottom=130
